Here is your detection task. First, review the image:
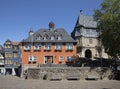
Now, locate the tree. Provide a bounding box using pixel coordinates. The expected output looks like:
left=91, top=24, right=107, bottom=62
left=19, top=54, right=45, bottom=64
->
left=94, top=0, right=120, bottom=58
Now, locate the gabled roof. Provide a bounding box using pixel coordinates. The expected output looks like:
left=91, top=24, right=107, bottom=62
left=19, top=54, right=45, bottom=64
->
left=4, top=40, right=20, bottom=46
left=76, top=14, right=97, bottom=28
left=12, top=42, right=20, bottom=45
left=21, top=28, right=76, bottom=43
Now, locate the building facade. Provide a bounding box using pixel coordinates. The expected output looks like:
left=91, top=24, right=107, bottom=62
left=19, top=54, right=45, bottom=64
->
left=71, top=13, right=108, bottom=60
left=4, top=40, right=21, bottom=75
left=21, top=22, right=77, bottom=76
left=0, top=45, right=5, bottom=74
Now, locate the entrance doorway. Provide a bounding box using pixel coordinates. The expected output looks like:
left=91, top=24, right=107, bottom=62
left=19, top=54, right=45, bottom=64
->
left=85, top=49, right=92, bottom=58
left=44, top=56, right=53, bottom=64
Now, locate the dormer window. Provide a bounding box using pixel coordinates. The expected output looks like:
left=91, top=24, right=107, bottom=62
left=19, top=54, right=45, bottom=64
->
left=43, top=34, right=48, bottom=40
left=57, top=34, right=62, bottom=40
left=44, top=36, right=47, bottom=40
left=36, top=35, right=42, bottom=40
left=43, top=30, right=46, bottom=34
left=51, top=34, right=55, bottom=40
left=54, top=30, right=58, bottom=33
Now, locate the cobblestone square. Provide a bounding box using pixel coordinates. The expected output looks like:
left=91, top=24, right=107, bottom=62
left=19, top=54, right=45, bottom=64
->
left=0, top=75, right=120, bottom=89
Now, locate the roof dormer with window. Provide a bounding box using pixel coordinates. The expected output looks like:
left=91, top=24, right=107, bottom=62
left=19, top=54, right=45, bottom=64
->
left=43, top=34, right=49, bottom=40
left=57, top=34, right=62, bottom=40
left=36, top=35, right=42, bottom=41
left=50, top=34, right=55, bottom=40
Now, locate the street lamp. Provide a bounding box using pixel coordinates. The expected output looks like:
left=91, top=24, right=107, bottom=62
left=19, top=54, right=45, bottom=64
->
left=29, top=29, right=34, bottom=64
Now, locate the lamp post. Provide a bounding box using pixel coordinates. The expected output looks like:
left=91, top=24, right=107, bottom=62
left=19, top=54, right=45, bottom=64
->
left=30, top=29, right=34, bottom=64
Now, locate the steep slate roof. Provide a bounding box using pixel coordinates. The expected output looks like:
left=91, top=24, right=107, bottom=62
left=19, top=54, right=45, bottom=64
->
left=76, top=14, right=97, bottom=28
left=4, top=40, right=20, bottom=45
left=21, top=28, right=76, bottom=43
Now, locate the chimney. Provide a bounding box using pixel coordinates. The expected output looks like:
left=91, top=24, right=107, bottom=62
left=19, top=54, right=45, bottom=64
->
left=49, top=21, right=55, bottom=31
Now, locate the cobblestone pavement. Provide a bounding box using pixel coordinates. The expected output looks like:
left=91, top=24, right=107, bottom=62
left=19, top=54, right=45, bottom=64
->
left=0, top=75, right=120, bottom=89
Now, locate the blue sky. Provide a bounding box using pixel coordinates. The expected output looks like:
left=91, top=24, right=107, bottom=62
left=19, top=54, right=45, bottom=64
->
left=0, top=0, right=102, bottom=45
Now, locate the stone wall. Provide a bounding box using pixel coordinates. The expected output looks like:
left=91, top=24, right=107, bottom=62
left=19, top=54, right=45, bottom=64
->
left=27, top=67, right=113, bottom=80
left=20, top=64, right=38, bottom=78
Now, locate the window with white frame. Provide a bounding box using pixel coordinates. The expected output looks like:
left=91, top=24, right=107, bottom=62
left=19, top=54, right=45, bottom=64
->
left=44, top=43, right=51, bottom=50
left=55, top=43, right=62, bottom=50
left=66, top=43, right=73, bottom=50
left=66, top=56, right=74, bottom=62
left=44, top=56, right=53, bottom=64
left=29, top=55, right=37, bottom=62
left=24, top=44, right=31, bottom=50
left=59, top=56, right=64, bottom=62
left=34, top=43, right=41, bottom=50
left=44, top=56, right=47, bottom=64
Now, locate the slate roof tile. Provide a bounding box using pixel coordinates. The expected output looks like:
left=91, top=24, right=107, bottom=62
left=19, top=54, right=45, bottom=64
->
left=21, top=28, right=76, bottom=43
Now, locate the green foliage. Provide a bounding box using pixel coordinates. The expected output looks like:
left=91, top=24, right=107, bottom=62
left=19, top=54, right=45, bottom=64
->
left=94, top=0, right=120, bottom=57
